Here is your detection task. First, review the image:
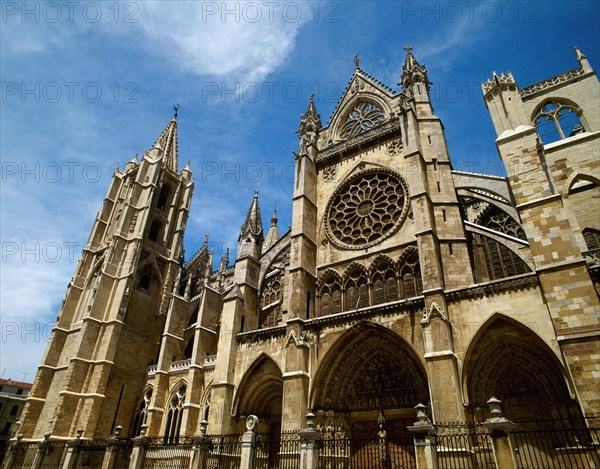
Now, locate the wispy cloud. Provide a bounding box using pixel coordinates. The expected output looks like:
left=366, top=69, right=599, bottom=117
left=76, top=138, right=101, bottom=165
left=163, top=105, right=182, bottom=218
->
left=134, top=2, right=310, bottom=82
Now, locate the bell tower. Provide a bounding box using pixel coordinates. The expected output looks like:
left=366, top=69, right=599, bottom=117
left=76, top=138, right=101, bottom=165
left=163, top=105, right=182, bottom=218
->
left=19, top=112, right=194, bottom=439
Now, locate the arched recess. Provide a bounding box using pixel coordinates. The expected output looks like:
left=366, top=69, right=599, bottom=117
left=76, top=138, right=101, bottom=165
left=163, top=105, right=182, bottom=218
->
left=463, top=315, right=580, bottom=424
left=316, top=268, right=342, bottom=316
left=233, top=354, right=283, bottom=421
left=343, top=262, right=369, bottom=310
left=311, top=321, right=428, bottom=414
left=561, top=172, right=600, bottom=200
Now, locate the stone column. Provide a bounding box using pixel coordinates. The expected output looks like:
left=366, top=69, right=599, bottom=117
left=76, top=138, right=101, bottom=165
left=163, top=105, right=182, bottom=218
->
left=1, top=434, right=23, bottom=469
left=482, top=397, right=517, bottom=469
left=407, top=404, right=437, bottom=469
left=298, top=413, right=321, bottom=469
left=61, top=429, right=83, bottom=469
left=188, top=420, right=211, bottom=469
left=30, top=432, right=52, bottom=469
left=101, top=426, right=123, bottom=469
left=239, top=416, right=258, bottom=469
left=128, top=425, right=148, bottom=469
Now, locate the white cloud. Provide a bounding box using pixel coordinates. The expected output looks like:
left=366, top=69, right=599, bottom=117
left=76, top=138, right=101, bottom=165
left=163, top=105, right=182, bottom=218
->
left=134, top=1, right=310, bottom=82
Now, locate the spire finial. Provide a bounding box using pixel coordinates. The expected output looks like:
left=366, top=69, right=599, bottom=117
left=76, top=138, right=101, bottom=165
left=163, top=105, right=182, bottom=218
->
left=354, top=54, right=360, bottom=70
left=404, top=45, right=413, bottom=54
left=173, top=104, right=180, bottom=118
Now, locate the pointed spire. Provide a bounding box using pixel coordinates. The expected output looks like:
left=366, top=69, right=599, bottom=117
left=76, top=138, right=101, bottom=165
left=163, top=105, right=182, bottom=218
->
left=149, top=110, right=179, bottom=172
left=262, top=208, right=281, bottom=253
left=400, top=45, right=430, bottom=91
left=298, top=94, right=322, bottom=154
left=239, top=190, right=264, bottom=242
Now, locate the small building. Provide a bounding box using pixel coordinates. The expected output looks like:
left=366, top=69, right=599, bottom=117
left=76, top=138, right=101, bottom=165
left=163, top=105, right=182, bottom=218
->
left=0, top=379, right=32, bottom=459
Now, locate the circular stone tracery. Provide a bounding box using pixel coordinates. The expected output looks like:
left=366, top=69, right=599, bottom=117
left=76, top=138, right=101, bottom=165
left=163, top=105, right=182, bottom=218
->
left=325, top=169, right=409, bottom=250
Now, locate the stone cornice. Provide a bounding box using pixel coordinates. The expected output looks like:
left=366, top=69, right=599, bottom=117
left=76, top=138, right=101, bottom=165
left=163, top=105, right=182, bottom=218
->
left=445, top=273, right=539, bottom=303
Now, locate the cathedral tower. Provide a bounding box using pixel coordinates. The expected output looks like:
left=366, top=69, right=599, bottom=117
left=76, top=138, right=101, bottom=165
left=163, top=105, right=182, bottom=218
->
left=18, top=114, right=194, bottom=439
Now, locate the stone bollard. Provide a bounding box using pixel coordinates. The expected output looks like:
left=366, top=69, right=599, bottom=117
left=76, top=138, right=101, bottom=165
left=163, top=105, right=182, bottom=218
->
left=407, top=403, right=437, bottom=469
left=128, top=425, right=148, bottom=469
left=61, top=428, right=84, bottom=469
left=298, top=412, right=321, bottom=469
left=239, top=415, right=258, bottom=469
left=101, top=425, right=123, bottom=469
left=482, top=397, right=517, bottom=469
left=188, top=420, right=211, bottom=469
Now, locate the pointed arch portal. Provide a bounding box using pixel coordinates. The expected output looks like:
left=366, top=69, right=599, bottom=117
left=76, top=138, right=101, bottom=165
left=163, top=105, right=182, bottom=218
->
left=234, top=355, right=283, bottom=420
left=464, top=316, right=581, bottom=423
left=312, top=322, right=428, bottom=413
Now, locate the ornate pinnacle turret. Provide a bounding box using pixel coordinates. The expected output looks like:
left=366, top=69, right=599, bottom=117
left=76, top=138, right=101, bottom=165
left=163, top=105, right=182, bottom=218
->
left=149, top=110, right=179, bottom=172
left=218, top=247, right=230, bottom=273
left=400, top=45, right=430, bottom=91
left=239, top=191, right=264, bottom=242
left=297, top=93, right=322, bottom=155
left=262, top=208, right=281, bottom=253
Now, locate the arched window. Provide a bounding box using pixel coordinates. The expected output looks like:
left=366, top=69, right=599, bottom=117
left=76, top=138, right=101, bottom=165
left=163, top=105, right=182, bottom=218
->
left=534, top=100, right=585, bottom=144
left=318, top=271, right=342, bottom=316
left=148, top=219, right=162, bottom=242
left=475, top=205, right=526, bottom=240
left=471, top=233, right=530, bottom=281
left=399, top=250, right=423, bottom=299
left=259, top=272, right=282, bottom=328
left=157, top=184, right=171, bottom=211
left=164, top=383, right=186, bottom=444
left=344, top=265, right=368, bottom=310
left=370, top=257, right=398, bottom=305
left=583, top=228, right=600, bottom=251
left=132, top=388, right=153, bottom=437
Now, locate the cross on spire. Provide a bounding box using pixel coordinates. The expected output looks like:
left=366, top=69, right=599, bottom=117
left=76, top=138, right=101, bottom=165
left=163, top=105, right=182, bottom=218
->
left=403, top=45, right=413, bottom=53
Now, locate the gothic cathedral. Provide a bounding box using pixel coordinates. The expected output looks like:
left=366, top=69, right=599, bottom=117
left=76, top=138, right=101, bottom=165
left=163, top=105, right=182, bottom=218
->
left=16, top=48, right=600, bottom=445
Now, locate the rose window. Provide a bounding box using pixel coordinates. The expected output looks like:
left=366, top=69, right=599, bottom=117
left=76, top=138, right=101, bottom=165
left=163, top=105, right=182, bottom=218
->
left=325, top=169, right=409, bottom=250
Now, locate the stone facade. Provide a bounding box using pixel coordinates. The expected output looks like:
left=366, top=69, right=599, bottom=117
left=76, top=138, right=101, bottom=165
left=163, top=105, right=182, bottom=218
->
left=14, top=47, right=600, bottom=450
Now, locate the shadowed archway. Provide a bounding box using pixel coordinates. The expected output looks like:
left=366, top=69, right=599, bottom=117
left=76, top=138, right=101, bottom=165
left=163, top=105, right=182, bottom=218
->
left=464, top=315, right=580, bottom=423
left=312, top=322, right=428, bottom=413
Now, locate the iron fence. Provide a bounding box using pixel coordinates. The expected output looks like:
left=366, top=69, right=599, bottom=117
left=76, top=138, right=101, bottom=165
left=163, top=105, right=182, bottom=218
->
left=510, top=417, right=600, bottom=469
left=73, top=439, right=108, bottom=468
left=8, top=442, right=40, bottom=469
left=39, top=440, right=69, bottom=468
left=112, top=439, right=133, bottom=469
left=318, top=430, right=416, bottom=469
left=204, top=433, right=243, bottom=469
left=433, top=423, right=495, bottom=469
left=141, top=437, right=193, bottom=469
left=253, top=431, right=300, bottom=469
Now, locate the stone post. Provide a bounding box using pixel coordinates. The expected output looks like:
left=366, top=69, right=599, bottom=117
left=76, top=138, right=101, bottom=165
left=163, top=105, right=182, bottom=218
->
left=188, top=420, right=211, bottom=469
left=482, top=397, right=517, bottom=469
left=1, top=434, right=23, bottom=469
left=239, top=415, right=258, bottom=469
left=298, top=412, right=321, bottom=469
left=101, top=426, right=123, bottom=469
left=61, top=428, right=83, bottom=469
left=407, top=404, right=437, bottom=469
left=30, top=432, right=52, bottom=469
left=128, top=425, right=148, bottom=469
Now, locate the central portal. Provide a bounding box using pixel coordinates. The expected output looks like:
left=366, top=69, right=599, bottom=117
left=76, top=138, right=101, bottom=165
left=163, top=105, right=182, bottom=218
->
left=311, top=322, right=428, bottom=468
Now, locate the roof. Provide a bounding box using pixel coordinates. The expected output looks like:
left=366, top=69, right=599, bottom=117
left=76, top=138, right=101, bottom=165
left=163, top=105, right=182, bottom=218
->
left=0, top=378, right=33, bottom=389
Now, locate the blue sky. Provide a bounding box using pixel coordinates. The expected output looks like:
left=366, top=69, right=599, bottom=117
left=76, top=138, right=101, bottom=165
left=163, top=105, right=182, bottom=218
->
left=1, top=1, right=598, bottom=381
